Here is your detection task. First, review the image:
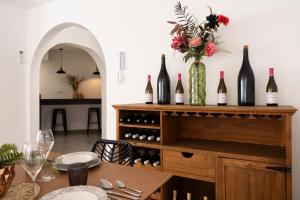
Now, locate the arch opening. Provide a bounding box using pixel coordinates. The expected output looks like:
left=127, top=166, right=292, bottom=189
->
left=29, top=23, right=107, bottom=141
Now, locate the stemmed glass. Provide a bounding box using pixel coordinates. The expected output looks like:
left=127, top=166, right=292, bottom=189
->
left=36, top=129, right=55, bottom=182
left=20, top=142, right=45, bottom=196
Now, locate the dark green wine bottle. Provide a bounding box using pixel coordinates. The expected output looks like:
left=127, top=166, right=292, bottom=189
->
left=238, top=45, right=255, bottom=106
left=157, top=54, right=171, bottom=104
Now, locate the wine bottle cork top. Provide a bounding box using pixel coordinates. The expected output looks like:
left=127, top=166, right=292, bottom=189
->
left=244, top=45, right=249, bottom=48
left=203, top=196, right=208, bottom=200
left=220, top=71, right=224, bottom=78
left=173, top=190, right=177, bottom=195
left=269, top=67, right=274, bottom=76
left=187, top=193, right=191, bottom=198
left=147, top=74, right=151, bottom=80
left=161, top=54, right=165, bottom=58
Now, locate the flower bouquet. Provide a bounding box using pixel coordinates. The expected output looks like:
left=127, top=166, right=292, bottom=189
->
left=168, top=2, right=229, bottom=105
left=66, top=74, right=85, bottom=99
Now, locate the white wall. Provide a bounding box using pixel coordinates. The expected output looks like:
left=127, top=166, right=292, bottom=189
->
left=40, top=48, right=101, bottom=99
left=40, top=47, right=101, bottom=130
left=0, top=2, right=27, bottom=147
left=0, top=0, right=298, bottom=198
left=25, top=1, right=300, bottom=197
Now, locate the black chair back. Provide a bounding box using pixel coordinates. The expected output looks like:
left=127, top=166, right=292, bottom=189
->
left=91, top=139, right=133, bottom=166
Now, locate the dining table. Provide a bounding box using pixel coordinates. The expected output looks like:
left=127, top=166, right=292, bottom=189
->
left=12, top=152, right=173, bottom=200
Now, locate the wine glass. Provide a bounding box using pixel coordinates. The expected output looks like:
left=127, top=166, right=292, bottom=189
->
left=36, top=129, right=55, bottom=182
left=21, top=142, right=45, bottom=196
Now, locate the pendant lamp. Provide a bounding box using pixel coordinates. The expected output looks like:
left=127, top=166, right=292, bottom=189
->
left=93, top=67, right=100, bottom=75
left=56, top=48, right=66, bottom=74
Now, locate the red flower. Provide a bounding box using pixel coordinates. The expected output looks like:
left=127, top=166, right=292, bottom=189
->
left=171, top=36, right=184, bottom=51
left=218, top=15, right=229, bottom=26
left=205, top=42, right=217, bottom=57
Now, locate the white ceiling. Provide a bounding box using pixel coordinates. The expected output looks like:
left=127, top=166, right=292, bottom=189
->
left=0, top=0, right=57, bottom=9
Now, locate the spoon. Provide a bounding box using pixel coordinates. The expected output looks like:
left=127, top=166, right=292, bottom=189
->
left=99, top=178, right=141, bottom=199
left=116, top=180, right=143, bottom=194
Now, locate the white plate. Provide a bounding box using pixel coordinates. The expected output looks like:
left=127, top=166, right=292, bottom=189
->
left=53, top=152, right=101, bottom=171
left=40, top=186, right=107, bottom=200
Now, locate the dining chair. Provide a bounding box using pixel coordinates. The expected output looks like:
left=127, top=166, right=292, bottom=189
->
left=91, top=139, right=133, bottom=166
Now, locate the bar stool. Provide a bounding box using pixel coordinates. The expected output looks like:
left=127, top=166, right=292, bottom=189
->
left=51, top=108, right=68, bottom=136
left=87, top=107, right=101, bottom=134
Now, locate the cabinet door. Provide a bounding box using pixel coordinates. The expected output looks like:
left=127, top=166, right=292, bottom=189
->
left=216, top=158, right=286, bottom=200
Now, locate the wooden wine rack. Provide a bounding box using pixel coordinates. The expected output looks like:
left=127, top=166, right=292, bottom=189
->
left=113, top=104, right=296, bottom=200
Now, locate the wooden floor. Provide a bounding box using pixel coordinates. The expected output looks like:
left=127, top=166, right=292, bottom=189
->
left=52, top=130, right=101, bottom=154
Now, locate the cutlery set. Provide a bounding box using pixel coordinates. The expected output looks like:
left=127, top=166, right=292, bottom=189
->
left=99, top=178, right=142, bottom=200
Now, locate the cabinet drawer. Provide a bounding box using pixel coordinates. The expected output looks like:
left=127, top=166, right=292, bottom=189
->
left=163, top=150, right=215, bottom=179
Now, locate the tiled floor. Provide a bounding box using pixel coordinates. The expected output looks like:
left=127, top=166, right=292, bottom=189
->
left=52, top=130, right=101, bottom=154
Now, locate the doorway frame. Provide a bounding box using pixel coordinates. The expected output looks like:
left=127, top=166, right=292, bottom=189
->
left=29, top=23, right=107, bottom=141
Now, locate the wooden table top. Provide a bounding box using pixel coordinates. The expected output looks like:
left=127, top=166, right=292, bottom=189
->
left=13, top=154, right=172, bottom=199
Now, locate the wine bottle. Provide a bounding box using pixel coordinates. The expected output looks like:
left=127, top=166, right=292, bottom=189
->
left=133, top=149, right=146, bottom=164
left=172, top=190, right=178, bottom=200
left=238, top=45, right=255, bottom=106
left=156, top=136, right=161, bottom=142
left=124, top=132, right=132, bottom=138
left=132, top=132, right=140, bottom=139
left=119, top=116, right=125, bottom=123
left=126, top=114, right=136, bottom=123
left=186, top=192, right=191, bottom=200
left=135, top=114, right=145, bottom=123
left=150, top=115, right=159, bottom=124
left=147, top=130, right=155, bottom=141
left=157, top=54, right=171, bottom=104
left=175, top=73, right=184, bottom=105
left=143, top=151, right=156, bottom=165
left=145, top=75, right=153, bottom=104
left=143, top=114, right=149, bottom=124
left=152, top=152, right=160, bottom=167
left=266, top=67, right=278, bottom=106
left=217, top=71, right=227, bottom=106
left=139, top=133, right=147, bottom=140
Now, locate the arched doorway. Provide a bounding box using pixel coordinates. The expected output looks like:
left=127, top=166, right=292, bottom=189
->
left=29, top=23, right=107, bottom=141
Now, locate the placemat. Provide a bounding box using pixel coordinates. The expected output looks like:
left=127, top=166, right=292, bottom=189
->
left=2, top=182, right=40, bottom=200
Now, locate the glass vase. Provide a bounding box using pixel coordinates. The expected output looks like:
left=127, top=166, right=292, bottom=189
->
left=189, top=60, right=206, bottom=106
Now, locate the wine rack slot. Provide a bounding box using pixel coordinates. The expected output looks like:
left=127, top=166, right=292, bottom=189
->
left=163, top=176, right=215, bottom=200
left=132, top=147, right=161, bottom=171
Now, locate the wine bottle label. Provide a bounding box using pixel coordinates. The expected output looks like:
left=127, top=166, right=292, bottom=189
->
left=145, top=93, right=153, bottom=103
left=266, top=92, right=278, bottom=104
left=217, top=93, right=227, bottom=104
left=175, top=93, right=184, bottom=103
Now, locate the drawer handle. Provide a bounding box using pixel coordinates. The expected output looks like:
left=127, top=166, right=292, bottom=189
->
left=181, top=152, right=193, bottom=158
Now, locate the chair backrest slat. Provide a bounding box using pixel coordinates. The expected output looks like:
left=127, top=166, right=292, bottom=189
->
left=91, top=139, right=133, bottom=166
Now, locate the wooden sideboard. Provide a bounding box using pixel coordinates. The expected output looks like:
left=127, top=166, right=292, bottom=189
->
left=113, top=104, right=296, bottom=200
